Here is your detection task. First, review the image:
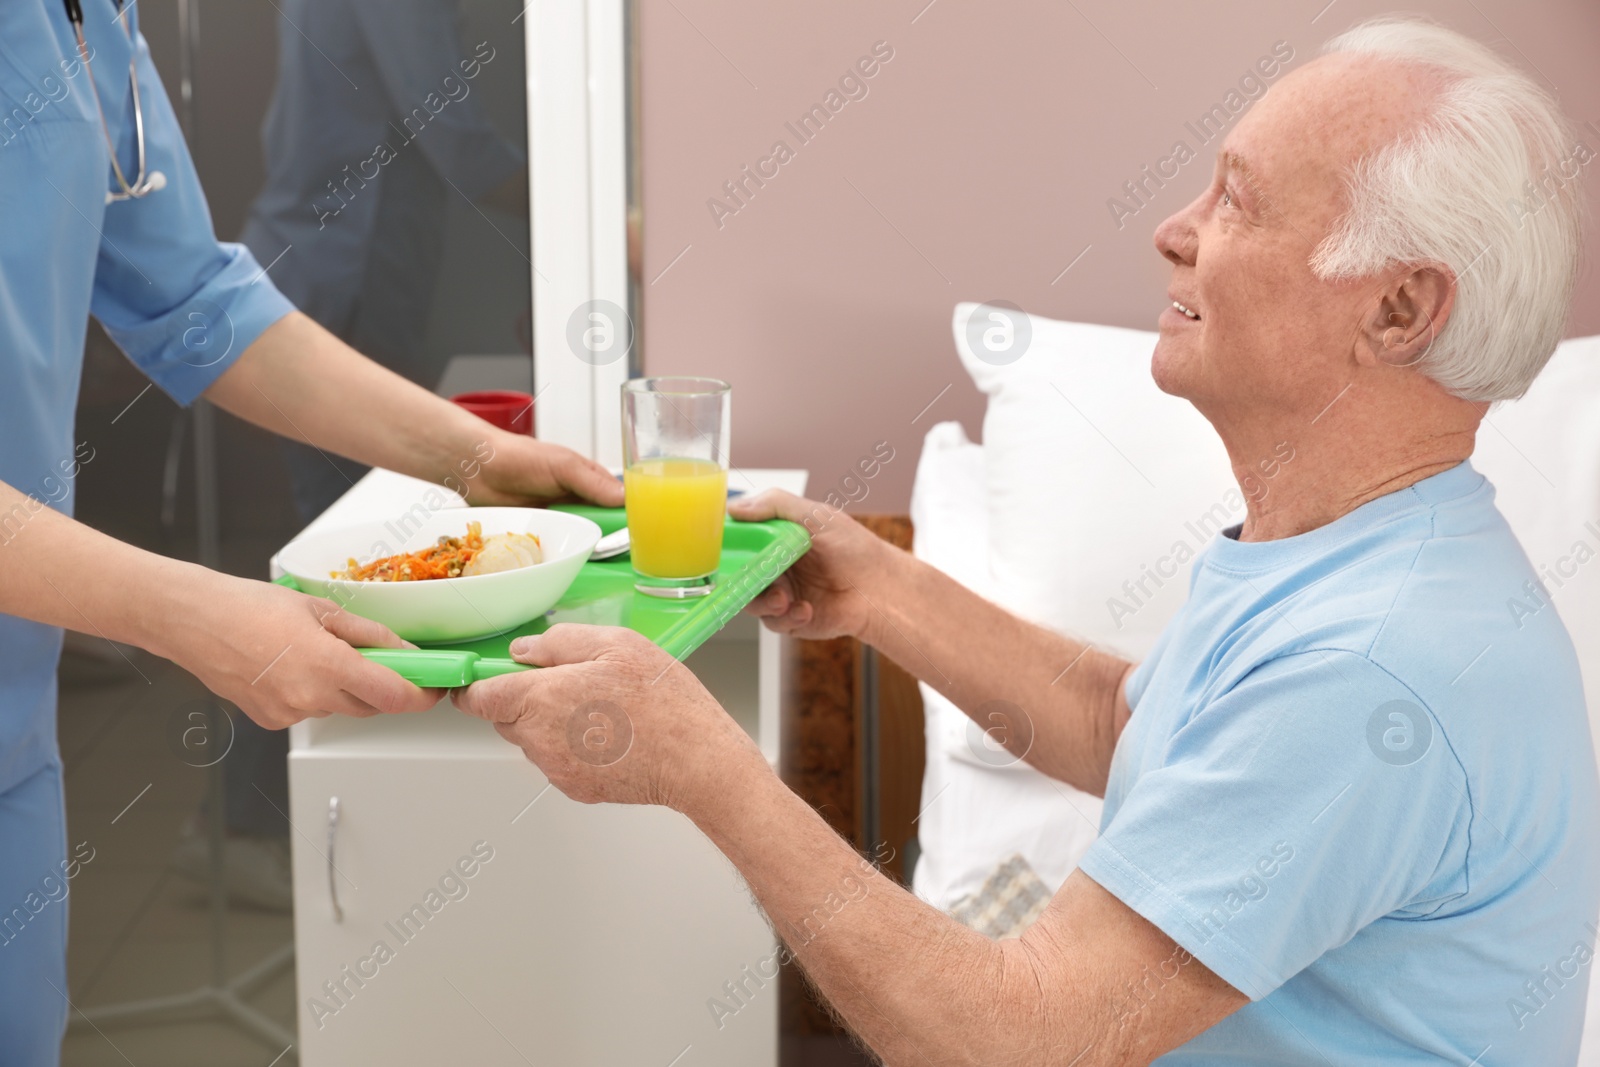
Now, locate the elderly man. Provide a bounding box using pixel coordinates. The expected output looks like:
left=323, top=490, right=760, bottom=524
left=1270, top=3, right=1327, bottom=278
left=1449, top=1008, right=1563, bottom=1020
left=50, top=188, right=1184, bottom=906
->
left=456, top=16, right=1600, bottom=1065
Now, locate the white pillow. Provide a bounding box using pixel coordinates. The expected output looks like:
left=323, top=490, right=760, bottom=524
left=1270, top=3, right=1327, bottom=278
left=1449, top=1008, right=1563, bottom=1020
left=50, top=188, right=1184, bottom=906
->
left=1471, top=334, right=1600, bottom=726
left=911, top=306, right=1242, bottom=909
left=952, top=302, right=1239, bottom=660
left=909, top=423, right=1103, bottom=909
left=1466, top=335, right=1600, bottom=1067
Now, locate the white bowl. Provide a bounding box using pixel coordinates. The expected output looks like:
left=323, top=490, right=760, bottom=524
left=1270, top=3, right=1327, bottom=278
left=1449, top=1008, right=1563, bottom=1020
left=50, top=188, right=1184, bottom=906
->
left=277, top=507, right=603, bottom=643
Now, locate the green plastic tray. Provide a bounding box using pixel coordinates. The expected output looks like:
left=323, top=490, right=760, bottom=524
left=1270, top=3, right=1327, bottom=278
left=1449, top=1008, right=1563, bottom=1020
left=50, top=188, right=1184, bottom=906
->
left=274, top=505, right=808, bottom=688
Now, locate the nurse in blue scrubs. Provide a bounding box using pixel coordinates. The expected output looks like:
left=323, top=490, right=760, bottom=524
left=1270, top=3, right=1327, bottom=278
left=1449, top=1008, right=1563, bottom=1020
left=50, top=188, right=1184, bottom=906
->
left=0, top=2, right=622, bottom=1062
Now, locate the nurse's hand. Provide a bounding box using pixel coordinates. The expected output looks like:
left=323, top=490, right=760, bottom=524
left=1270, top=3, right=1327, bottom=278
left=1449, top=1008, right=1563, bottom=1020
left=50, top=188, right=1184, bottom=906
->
left=727, top=489, right=896, bottom=641
left=464, top=433, right=625, bottom=509
left=207, top=315, right=624, bottom=510
left=451, top=625, right=760, bottom=813
left=162, top=576, right=442, bottom=730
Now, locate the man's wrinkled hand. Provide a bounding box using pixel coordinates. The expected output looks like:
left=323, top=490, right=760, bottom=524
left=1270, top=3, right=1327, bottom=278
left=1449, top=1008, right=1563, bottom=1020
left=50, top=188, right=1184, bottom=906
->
left=728, top=489, right=893, bottom=641
left=451, top=624, right=762, bottom=814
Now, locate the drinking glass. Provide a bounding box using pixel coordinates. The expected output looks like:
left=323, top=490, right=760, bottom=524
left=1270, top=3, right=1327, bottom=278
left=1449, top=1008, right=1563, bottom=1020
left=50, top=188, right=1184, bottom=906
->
left=621, top=377, right=731, bottom=598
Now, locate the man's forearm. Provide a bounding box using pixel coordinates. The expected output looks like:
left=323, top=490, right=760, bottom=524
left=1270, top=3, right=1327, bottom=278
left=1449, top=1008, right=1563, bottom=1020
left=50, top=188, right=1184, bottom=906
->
left=857, top=543, right=1134, bottom=796
left=203, top=311, right=507, bottom=489
left=696, top=749, right=1057, bottom=1066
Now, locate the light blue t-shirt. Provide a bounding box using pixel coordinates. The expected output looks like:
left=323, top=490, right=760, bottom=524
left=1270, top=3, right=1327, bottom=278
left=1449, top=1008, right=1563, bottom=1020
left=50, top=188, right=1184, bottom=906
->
left=1078, top=461, right=1600, bottom=1065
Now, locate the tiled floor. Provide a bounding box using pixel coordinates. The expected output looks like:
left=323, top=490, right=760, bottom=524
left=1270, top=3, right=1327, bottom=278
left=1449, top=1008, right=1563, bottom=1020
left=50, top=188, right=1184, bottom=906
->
left=57, top=647, right=299, bottom=1067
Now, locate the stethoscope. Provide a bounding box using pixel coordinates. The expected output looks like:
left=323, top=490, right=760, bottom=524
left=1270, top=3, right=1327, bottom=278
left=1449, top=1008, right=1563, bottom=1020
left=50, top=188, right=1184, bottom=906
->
left=61, top=0, right=167, bottom=202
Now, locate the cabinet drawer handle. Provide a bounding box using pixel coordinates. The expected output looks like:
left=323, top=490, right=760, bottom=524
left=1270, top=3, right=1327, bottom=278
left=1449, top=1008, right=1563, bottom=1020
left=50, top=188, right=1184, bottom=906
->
left=327, top=796, right=344, bottom=923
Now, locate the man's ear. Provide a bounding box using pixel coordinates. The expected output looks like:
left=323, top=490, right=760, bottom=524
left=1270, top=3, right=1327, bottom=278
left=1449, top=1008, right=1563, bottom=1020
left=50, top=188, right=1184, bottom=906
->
left=1357, top=265, right=1455, bottom=370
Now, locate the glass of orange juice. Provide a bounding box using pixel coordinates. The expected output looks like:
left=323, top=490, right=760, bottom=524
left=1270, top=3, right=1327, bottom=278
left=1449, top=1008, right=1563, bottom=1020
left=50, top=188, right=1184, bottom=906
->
left=621, top=377, right=731, bottom=598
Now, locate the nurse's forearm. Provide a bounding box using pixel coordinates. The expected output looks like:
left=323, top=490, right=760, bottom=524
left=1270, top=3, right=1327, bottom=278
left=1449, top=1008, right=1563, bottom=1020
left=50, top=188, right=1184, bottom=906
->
left=0, top=478, right=223, bottom=651
left=0, top=478, right=441, bottom=727
left=203, top=311, right=510, bottom=491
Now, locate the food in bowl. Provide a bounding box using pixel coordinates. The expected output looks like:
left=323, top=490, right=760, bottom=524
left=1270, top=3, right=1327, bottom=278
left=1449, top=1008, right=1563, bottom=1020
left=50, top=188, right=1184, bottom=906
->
left=332, top=521, right=543, bottom=582
left=276, top=507, right=603, bottom=644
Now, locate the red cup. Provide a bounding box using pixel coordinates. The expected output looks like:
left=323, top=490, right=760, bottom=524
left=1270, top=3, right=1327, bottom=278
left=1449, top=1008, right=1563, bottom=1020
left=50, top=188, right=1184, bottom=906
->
left=451, top=390, right=535, bottom=435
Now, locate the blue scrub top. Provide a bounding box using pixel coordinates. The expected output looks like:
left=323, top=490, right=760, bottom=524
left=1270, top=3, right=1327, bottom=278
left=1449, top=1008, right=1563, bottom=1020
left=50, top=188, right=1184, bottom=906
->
left=0, top=0, right=293, bottom=794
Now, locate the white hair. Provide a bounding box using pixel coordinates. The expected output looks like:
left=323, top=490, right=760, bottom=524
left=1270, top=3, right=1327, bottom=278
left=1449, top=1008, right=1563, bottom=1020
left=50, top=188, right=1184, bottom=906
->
left=1309, top=16, right=1587, bottom=401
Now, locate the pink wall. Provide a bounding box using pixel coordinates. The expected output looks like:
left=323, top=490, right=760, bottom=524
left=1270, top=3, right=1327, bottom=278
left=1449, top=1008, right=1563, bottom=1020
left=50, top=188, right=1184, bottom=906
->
left=638, top=0, right=1600, bottom=511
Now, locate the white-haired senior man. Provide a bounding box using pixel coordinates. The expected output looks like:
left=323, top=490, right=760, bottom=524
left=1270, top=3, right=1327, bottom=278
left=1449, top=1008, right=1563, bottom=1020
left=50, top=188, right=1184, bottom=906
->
left=455, top=17, right=1600, bottom=1065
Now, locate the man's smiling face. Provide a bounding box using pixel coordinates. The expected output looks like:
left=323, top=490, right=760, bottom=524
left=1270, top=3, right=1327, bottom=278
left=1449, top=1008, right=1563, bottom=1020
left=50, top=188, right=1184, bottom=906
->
left=1150, top=53, right=1447, bottom=423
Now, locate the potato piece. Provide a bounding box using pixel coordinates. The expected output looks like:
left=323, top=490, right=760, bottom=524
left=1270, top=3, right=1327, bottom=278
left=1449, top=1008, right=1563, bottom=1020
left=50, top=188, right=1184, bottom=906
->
left=462, top=532, right=544, bottom=576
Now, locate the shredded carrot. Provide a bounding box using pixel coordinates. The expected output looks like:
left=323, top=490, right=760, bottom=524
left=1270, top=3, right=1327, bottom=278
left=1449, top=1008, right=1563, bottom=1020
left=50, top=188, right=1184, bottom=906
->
left=335, top=521, right=486, bottom=582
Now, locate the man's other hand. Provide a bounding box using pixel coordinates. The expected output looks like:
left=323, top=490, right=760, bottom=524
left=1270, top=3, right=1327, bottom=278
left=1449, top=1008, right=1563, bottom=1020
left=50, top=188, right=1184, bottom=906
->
left=727, top=489, right=894, bottom=641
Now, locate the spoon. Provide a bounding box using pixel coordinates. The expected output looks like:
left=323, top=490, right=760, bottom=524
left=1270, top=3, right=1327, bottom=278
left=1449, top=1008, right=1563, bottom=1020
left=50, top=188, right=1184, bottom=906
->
left=590, top=527, right=631, bottom=561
